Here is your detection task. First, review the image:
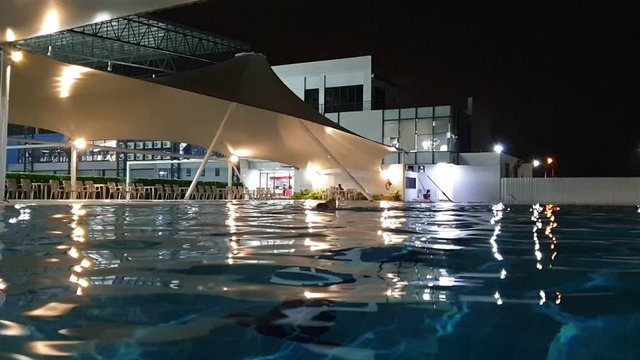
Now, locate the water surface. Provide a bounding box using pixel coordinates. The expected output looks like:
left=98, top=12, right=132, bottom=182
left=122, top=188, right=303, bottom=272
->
left=1, top=201, right=639, bottom=359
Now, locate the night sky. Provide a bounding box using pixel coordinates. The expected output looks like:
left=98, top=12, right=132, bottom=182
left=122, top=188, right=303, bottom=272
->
left=157, top=1, right=638, bottom=177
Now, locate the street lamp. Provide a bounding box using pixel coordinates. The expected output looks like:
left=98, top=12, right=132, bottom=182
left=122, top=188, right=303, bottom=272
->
left=544, top=157, right=555, bottom=178
left=532, top=159, right=541, bottom=168
left=493, top=144, right=504, bottom=154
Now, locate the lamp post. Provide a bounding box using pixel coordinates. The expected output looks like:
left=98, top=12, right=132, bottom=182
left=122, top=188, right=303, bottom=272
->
left=545, top=157, right=554, bottom=178
left=532, top=159, right=541, bottom=177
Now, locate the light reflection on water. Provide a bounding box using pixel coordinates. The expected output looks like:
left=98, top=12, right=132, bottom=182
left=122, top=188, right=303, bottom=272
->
left=0, top=202, right=640, bottom=359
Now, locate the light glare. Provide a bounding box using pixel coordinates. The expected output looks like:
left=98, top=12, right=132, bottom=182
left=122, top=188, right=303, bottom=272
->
left=73, top=138, right=87, bottom=149
left=493, top=144, right=504, bottom=154
left=5, top=29, right=16, bottom=42
left=10, top=51, right=23, bottom=62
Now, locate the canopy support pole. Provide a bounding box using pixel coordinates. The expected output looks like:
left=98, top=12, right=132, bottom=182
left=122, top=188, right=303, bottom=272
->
left=0, top=50, right=11, bottom=201
left=70, top=144, right=78, bottom=200
left=184, top=102, right=236, bottom=200
left=298, top=120, right=373, bottom=201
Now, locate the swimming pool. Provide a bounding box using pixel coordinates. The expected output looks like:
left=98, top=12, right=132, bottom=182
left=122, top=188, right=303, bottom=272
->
left=0, top=201, right=639, bottom=359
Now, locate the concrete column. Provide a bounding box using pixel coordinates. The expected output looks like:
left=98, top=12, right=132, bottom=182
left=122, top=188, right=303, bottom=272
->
left=70, top=145, right=77, bottom=200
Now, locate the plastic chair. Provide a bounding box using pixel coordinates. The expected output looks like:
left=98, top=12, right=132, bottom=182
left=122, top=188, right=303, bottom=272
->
left=19, top=179, right=34, bottom=199
left=5, top=179, right=19, bottom=199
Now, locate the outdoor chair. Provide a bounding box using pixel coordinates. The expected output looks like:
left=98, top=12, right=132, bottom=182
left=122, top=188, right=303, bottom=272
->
left=134, top=183, right=146, bottom=199
left=83, top=181, right=99, bottom=199
left=203, top=185, right=213, bottom=200
left=154, top=184, right=165, bottom=200
left=49, top=180, right=63, bottom=199
left=74, top=181, right=86, bottom=199
left=18, top=179, right=34, bottom=199
left=106, top=182, right=118, bottom=199
left=163, top=184, right=174, bottom=200
left=172, top=184, right=181, bottom=200
left=346, top=188, right=358, bottom=200
left=5, top=179, right=19, bottom=199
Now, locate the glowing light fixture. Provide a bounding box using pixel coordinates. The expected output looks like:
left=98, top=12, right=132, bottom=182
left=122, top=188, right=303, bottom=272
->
left=533, top=159, right=541, bottom=168
left=9, top=50, right=23, bottom=62
left=493, top=144, right=504, bottom=154
left=5, top=28, right=16, bottom=42
left=546, top=157, right=554, bottom=165
left=229, top=155, right=239, bottom=163
left=73, top=138, right=87, bottom=150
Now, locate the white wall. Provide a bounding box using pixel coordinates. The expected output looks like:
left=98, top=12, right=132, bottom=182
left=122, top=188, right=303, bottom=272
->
left=272, top=56, right=373, bottom=110
left=404, top=164, right=500, bottom=203
left=502, top=178, right=640, bottom=205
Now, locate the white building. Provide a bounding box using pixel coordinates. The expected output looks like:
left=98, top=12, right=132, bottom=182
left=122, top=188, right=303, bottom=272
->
left=268, top=56, right=532, bottom=202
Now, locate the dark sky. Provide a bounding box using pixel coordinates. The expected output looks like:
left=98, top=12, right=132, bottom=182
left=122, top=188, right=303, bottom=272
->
left=157, top=0, right=639, bottom=176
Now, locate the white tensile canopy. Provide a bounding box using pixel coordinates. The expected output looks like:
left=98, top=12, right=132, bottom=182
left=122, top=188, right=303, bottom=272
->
left=4, top=51, right=392, bottom=195
left=0, top=0, right=200, bottom=42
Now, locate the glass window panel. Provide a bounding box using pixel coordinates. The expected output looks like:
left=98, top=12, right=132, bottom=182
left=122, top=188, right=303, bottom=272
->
left=127, top=153, right=134, bottom=160
left=433, top=118, right=449, bottom=152
left=417, top=107, right=433, bottom=118
left=434, top=152, right=450, bottom=163
left=434, top=118, right=449, bottom=133
left=383, top=120, right=399, bottom=146
left=144, top=141, right=153, bottom=149
left=135, top=141, right=143, bottom=149
left=399, top=119, right=415, bottom=151
left=417, top=151, right=434, bottom=164
left=384, top=153, right=400, bottom=164
left=383, top=109, right=399, bottom=120
left=434, top=105, right=451, bottom=117
left=417, top=134, right=434, bottom=151
left=400, top=108, right=415, bottom=119
left=404, top=152, right=416, bottom=164
left=416, top=119, right=432, bottom=134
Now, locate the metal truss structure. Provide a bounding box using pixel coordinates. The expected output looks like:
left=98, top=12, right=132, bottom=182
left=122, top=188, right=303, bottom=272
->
left=15, top=15, right=250, bottom=78
left=8, top=14, right=249, bottom=180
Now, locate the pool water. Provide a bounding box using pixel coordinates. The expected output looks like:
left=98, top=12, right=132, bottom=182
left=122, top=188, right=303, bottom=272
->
left=1, top=202, right=639, bottom=359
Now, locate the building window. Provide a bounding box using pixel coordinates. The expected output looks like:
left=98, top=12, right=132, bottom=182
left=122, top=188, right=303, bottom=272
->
left=324, top=85, right=363, bottom=113
left=304, top=88, right=319, bottom=110
left=186, top=168, right=191, bottom=177
left=214, top=168, right=220, bottom=177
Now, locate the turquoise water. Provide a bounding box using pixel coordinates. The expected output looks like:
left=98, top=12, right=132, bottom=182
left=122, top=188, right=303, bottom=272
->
left=1, top=201, right=639, bottom=359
